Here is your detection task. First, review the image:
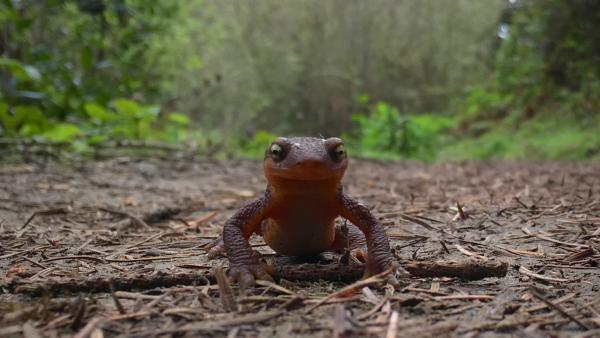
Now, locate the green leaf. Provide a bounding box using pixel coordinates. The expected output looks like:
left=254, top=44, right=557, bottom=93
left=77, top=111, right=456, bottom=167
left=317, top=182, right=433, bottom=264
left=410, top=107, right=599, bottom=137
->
left=240, top=131, right=278, bottom=158
left=16, top=91, right=45, bottom=100
left=87, top=134, right=107, bottom=145
left=0, top=58, right=26, bottom=80
left=168, top=113, right=189, bottom=125
left=0, top=101, right=14, bottom=136
left=81, top=46, right=94, bottom=71
left=139, top=105, right=160, bottom=119
left=111, top=124, right=135, bottom=139
left=358, top=94, right=370, bottom=105
left=85, top=103, right=116, bottom=122
left=112, top=98, right=141, bottom=116
left=137, top=119, right=151, bottom=139
left=43, top=123, right=83, bottom=142
left=13, top=105, right=47, bottom=125
left=10, top=105, right=50, bottom=137
left=0, top=101, right=7, bottom=116
left=23, top=65, right=41, bottom=81
left=185, top=56, right=203, bottom=71
left=0, top=58, right=41, bottom=82
left=72, top=140, right=91, bottom=153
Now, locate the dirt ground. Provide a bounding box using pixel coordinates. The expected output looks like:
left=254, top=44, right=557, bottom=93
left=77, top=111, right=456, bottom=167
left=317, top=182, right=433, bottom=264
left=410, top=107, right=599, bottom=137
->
left=1, top=156, right=599, bottom=337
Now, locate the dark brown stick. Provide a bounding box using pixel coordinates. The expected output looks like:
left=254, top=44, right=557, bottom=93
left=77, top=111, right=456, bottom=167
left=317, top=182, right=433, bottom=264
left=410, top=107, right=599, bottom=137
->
left=214, top=267, right=237, bottom=312
left=4, top=258, right=508, bottom=295
left=403, top=259, right=509, bottom=280
left=20, top=208, right=68, bottom=230
left=7, top=271, right=213, bottom=295
left=530, top=288, right=591, bottom=330
left=99, top=207, right=150, bottom=229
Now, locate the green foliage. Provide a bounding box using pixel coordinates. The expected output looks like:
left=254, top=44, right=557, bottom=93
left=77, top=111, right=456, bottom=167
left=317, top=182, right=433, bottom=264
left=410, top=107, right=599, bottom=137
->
left=0, top=105, right=50, bottom=137
left=1, top=0, right=598, bottom=162
left=447, top=0, right=600, bottom=161
left=484, top=0, right=600, bottom=113
left=351, top=102, right=454, bottom=162
left=0, top=1, right=194, bottom=151
left=440, top=115, right=600, bottom=161
left=82, top=99, right=190, bottom=144
left=1, top=97, right=190, bottom=150
left=0, top=1, right=181, bottom=115
left=0, top=57, right=41, bottom=82
left=237, top=131, right=279, bottom=158
left=43, top=123, right=84, bottom=142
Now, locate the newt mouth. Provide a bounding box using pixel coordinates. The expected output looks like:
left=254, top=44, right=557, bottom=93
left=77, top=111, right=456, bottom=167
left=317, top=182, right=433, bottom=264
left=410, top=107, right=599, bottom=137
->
left=266, top=160, right=346, bottom=181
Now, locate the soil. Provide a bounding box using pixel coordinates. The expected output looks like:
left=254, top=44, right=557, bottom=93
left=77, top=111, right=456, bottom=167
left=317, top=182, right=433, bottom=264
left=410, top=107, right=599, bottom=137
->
left=1, top=156, right=599, bottom=337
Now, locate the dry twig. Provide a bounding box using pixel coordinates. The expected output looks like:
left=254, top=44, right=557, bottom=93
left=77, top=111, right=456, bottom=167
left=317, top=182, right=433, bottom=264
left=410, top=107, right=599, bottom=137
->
left=530, top=288, right=591, bottom=330
left=304, top=264, right=396, bottom=314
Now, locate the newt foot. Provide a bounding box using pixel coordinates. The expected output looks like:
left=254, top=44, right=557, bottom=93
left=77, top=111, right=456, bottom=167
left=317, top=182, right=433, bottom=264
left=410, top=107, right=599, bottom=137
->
left=229, top=263, right=273, bottom=291
left=206, top=237, right=226, bottom=259
left=364, top=258, right=403, bottom=288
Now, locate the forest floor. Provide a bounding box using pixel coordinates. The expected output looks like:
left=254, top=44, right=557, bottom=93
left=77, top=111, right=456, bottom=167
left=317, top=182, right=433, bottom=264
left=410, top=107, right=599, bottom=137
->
left=1, top=156, right=599, bottom=337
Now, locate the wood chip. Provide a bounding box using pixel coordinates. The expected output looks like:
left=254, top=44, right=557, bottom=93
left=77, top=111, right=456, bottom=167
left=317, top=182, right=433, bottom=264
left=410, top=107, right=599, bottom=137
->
left=385, top=311, right=399, bottom=338
left=214, top=267, right=237, bottom=312
left=518, top=265, right=575, bottom=283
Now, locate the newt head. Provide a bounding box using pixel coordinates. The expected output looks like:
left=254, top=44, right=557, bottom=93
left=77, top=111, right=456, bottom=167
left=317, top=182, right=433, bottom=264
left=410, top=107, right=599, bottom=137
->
left=264, top=136, right=348, bottom=181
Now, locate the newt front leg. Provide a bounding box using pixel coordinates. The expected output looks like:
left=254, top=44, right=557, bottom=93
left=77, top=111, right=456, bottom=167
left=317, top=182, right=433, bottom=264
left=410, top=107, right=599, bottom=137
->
left=222, top=193, right=273, bottom=289
left=337, top=190, right=398, bottom=284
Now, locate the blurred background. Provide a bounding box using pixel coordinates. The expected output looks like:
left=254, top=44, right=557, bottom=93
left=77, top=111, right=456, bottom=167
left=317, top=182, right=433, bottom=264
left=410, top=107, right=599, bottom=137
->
left=1, top=0, right=599, bottom=162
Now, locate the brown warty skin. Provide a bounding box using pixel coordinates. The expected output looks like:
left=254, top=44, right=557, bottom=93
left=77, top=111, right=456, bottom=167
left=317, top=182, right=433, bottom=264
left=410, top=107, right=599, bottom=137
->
left=213, top=137, right=397, bottom=288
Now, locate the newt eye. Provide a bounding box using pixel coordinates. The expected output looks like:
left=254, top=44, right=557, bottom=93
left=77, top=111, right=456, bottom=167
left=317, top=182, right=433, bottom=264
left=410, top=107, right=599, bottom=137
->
left=270, top=144, right=284, bottom=161
left=333, top=144, right=346, bottom=159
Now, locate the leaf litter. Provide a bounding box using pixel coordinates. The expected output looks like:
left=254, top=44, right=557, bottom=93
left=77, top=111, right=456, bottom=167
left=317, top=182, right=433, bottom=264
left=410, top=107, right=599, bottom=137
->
left=1, top=158, right=599, bottom=337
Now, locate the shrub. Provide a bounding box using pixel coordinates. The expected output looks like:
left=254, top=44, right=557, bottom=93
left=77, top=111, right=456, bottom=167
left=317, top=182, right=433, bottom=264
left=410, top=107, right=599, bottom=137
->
left=351, top=102, right=454, bottom=162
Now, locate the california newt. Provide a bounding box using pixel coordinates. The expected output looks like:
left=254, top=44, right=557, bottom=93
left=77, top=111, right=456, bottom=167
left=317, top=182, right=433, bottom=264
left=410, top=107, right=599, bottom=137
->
left=210, top=137, right=397, bottom=287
